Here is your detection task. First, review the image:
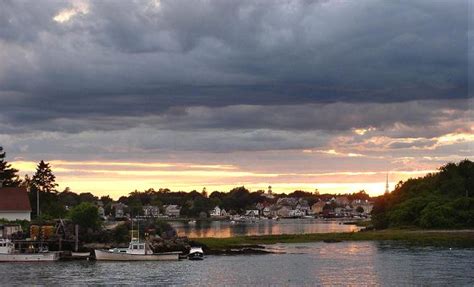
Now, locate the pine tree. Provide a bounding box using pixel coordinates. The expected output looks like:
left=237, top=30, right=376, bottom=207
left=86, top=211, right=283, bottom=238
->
left=20, top=174, right=32, bottom=188
left=32, top=160, right=58, bottom=193
left=0, top=146, right=21, bottom=187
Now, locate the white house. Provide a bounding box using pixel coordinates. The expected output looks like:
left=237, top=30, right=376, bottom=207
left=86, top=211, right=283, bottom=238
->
left=112, top=202, right=128, bottom=219
left=143, top=205, right=160, bottom=217
left=164, top=205, right=181, bottom=217
left=210, top=206, right=221, bottom=217
left=245, top=209, right=259, bottom=217
left=0, top=187, right=32, bottom=221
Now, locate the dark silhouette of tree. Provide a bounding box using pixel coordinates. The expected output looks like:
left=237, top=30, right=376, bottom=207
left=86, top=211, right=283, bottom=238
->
left=371, top=159, right=474, bottom=229
left=0, top=146, right=21, bottom=187
left=20, top=174, right=32, bottom=188
left=32, top=160, right=58, bottom=193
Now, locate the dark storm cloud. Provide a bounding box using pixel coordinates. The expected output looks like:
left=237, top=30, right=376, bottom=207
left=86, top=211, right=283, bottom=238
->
left=0, top=0, right=470, bottom=132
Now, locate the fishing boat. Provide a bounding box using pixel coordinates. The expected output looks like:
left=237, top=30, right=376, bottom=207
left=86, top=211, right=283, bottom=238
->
left=188, top=246, right=204, bottom=260
left=0, top=239, right=60, bottom=262
left=94, top=239, right=180, bottom=261
left=94, top=219, right=180, bottom=261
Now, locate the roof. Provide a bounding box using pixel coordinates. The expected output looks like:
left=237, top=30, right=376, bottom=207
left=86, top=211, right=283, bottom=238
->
left=312, top=201, right=326, bottom=207
left=0, top=187, right=32, bottom=211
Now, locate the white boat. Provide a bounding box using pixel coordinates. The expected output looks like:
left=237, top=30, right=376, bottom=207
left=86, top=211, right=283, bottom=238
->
left=94, top=239, right=180, bottom=261
left=0, top=239, right=60, bottom=262
left=188, top=246, right=204, bottom=260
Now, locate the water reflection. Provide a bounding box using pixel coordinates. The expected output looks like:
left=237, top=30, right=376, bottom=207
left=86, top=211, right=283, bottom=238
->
left=1, top=242, right=473, bottom=285
left=171, top=219, right=361, bottom=238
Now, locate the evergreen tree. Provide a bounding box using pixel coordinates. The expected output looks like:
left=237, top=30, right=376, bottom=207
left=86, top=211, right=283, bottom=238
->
left=20, top=174, right=32, bottom=188
left=0, top=146, right=21, bottom=187
left=32, top=160, right=58, bottom=193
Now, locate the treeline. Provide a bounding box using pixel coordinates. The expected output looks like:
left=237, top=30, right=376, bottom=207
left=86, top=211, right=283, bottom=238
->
left=1, top=145, right=371, bottom=219
left=116, top=187, right=371, bottom=218
left=372, top=159, right=474, bottom=229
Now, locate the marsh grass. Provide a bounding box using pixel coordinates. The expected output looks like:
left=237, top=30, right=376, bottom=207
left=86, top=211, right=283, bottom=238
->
left=193, top=229, right=474, bottom=250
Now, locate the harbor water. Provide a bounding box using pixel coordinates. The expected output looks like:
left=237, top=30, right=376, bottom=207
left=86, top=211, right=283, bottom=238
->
left=171, top=218, right=361, bottom=238
left=1, top=241, right=473, bottom=286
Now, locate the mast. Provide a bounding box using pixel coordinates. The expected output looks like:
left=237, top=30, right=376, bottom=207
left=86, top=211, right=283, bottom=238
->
left=385, top=173, right=389, bottom=194
left=37, top=186, right=40, bottom=217
left=131, top=217, right=134, bottom=240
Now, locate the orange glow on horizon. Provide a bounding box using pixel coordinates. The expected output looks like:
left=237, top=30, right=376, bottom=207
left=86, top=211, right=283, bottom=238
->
left=9, top=159, right=438, bottom=199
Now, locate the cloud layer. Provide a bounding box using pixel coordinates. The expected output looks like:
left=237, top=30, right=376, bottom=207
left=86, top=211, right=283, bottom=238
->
left=0, top=0, right=471, bottom=195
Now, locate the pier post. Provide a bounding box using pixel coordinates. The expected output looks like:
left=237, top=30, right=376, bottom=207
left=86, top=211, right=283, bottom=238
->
left=75, top=224, right=79, bottom=252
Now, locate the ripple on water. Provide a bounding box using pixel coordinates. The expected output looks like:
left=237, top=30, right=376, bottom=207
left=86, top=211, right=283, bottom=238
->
left=1, top=242, right=473, bottom=285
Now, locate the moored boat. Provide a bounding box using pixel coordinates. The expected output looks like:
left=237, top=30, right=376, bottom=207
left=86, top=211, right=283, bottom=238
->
left=94, top=239, right=180, bottom=261
left=0, top=239, right=60, bottom=262
left=188, top=246, right=204, bottom=260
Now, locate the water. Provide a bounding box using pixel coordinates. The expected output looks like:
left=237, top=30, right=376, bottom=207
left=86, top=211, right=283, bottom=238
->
left=1, top=242, right=473, bottom=286
left=171, top=218, right=361, bottom=238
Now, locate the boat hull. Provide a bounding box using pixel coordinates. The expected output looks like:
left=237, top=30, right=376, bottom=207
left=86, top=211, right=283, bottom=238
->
left=188, top=253, right=204, bottom=260
left=0, top=252, right=60, bottom=262
left=94, top=250, right=180, bottom=261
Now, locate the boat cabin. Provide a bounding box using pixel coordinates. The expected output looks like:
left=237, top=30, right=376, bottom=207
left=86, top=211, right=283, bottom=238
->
left=109, top=239, right=152, bottom=255
left=128, top=240, right=149, bottom=254
left=0, top=239, right=15, bottom=254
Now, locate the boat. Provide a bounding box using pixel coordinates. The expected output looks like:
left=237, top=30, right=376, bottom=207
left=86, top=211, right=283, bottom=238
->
left=94, top=219, right=180, bottom=261
left=188, top=246, right=204, bottom=260
left=0, top=239, right=60, bottom=262
left=94, top=239, right=180, bottom=261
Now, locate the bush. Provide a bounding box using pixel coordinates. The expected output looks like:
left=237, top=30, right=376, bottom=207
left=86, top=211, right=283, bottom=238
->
left=68, top=202, right=101, bottom=231
left=419, top=203, right=456, bottom=228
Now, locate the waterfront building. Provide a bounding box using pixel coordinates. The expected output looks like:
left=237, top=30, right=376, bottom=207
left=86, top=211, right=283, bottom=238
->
left=0, top=224, right=22, bottom=239
left=143, top=205, right=160, bottom=217
left=164, top=205, right=181, bottom=217
left=335, top=196, right=350, bottom=206
left=0, top=187, right=31, bottom=221
left=112, top=202, right=128, bottom=219
left=245, top=210, right=259, bottom=217
left=311, top=201, right=326, bottom=215
left=210, top=206, right=221, bottom=217
left=276, top=206, right=291, bottom=217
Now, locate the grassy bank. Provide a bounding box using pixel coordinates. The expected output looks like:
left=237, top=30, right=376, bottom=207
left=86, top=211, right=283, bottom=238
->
left=193, top=229, right=474, bottom=250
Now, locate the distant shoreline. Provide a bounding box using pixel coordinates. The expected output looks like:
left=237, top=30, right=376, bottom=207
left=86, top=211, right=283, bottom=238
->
left=193, top=229, right=474, bottom=254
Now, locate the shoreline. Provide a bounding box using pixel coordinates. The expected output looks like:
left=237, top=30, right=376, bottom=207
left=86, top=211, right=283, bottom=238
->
left=192, top=229, right=474, bottom=254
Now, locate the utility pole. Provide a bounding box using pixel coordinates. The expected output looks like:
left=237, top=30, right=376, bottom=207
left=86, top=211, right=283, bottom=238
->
left=37, top=187, right=40, bottom=218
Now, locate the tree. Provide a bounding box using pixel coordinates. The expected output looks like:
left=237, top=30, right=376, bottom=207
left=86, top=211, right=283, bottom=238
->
left=0, top=146, right=21, bottom=187
left=68, top=202, right=101, bottom=230
left=78, top=192, right=97, bottom=203
left=201, top=187, right=208, bottom=198
left=58, top=187, right=80, bottom=207
left=20, top=174, right=32, bottom=188
left=32, top=160, right=58, bottom=193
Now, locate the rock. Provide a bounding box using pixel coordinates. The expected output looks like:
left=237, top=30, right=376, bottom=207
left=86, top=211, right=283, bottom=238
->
left=148, top=236, right=190, bottom=253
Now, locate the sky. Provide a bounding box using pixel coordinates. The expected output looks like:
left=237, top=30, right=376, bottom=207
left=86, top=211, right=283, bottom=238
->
left=0, top=0, right=472, bottom=199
